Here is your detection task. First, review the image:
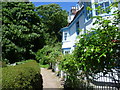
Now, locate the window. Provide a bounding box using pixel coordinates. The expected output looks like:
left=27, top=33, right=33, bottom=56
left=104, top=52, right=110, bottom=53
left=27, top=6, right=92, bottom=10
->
left=95, top=1, right=110, bottom=15
left=86, top=2, right=92, bottom=20
left=65, top=51, right=70, bottom=54
left=105, top=2, right=110, bottom=13
left=95, top=4, right=99, bottom=15
left=98, top=0, right=104, bottom=2
left=76, top=21, right=79, bottom=35
left=64, top=33, right=67, bottom=40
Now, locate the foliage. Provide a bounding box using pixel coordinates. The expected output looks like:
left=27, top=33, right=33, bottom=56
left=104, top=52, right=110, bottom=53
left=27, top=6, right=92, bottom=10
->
left=39, top=64, right=50, bottom=68
left=36, top=45, right=52, bottom=64
left=59, top=54, right=93, bottom=89
left=59, top=2, right=120, bottom=89
left=59, top=54, right=78, bottom=75
left=16, top=59, right=35, bottom=65
left=36, top=43, right=62, bottom=65
left=2, top=60, right=43, bottom=89
left=74, top=2, right=120, bottom=74
left=59, top=54, right=80, bottom=88
left=2, top=2, right=45, bottom=63
left=2, top=2, right=67, bottom=64
left=36, top=4, right=68, bottom=45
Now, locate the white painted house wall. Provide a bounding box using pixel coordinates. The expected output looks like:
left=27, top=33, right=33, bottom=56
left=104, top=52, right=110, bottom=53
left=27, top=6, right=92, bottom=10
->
left=61, top=0, right=116, bottom=55
left=60, top=0, right=120, bottom=87
left=62, top=23, right=78, bottom=53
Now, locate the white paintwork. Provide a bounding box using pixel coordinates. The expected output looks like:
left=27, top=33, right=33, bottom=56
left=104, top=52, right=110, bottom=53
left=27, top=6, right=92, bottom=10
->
left=61, top=0, right=117, bottom=55
left=60, top=0, right=120, bottom=88
left=68, top=15, right=75, bottom=23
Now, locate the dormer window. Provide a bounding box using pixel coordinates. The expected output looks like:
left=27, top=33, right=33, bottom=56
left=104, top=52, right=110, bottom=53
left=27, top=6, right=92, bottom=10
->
left=64, top=32, right=67, bottom=40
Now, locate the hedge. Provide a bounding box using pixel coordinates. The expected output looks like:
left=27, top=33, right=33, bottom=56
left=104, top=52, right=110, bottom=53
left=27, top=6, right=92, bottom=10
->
left=2, top=60, right=43, bottom=89
left=15, top=60, right=34, bottom=65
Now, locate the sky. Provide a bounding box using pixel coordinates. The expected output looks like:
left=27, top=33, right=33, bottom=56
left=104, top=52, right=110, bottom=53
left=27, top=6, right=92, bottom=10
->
left=30, top=0, right=79, bottom=2
left=30, top=1, right=78, bottom=12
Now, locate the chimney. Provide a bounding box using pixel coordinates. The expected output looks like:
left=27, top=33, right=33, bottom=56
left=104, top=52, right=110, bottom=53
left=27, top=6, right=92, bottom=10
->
left=71, top=6, right=77, bottom=15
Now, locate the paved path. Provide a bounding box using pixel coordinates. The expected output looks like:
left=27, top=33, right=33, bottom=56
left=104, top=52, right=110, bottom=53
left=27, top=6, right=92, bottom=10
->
left=41, top=68, right=63, bottom=89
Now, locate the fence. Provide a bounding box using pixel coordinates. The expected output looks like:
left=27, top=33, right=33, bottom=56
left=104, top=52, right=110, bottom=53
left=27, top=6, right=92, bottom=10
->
left=89, top=69, right=120, bottom=90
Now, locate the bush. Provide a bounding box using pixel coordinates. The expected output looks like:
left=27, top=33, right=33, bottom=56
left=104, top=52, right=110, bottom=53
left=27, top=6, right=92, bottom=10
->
left=2, top=60, right=43, bottom=89
left=16, top=59, right=34, bottom=65
left=0, top=61, right=7, bottom=67
left=59, top=54, right=93, bottom=89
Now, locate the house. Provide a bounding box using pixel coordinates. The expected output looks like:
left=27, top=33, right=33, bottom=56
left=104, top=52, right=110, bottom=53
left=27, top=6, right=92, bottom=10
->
left=59, top=0, right=120, bottom=88
left=60, top=0, right=116, bottom=55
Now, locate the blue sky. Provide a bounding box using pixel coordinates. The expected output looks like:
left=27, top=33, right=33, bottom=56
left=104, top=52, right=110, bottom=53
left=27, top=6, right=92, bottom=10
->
left=30, top=0, right=79, bottom=2
left=31, top=1, right=78, bottom=12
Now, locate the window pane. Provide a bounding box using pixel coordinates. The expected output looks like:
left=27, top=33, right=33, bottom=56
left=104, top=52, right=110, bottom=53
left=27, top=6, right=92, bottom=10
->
left=64, top=33, right=67, bottom=40
left=105, top=7, right=110, bottom=13
left=65, top=33, right=67, bottom=35
left=105, top=2, right=109, bottom=7
left=76, top=21, right=79, bottom=35
left=100, top=3, right=104, bottom=7
left=96, top=10, right=98, bottom=15
left=95, top=4, right=99, bottom=8
left=65, top=51, right=70, bottom=54
left=76, top=21, right=79, bottom=27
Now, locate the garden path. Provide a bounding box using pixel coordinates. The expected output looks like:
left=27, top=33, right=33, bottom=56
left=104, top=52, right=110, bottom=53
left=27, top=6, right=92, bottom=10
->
left=41, top=68, right=63, bottom=89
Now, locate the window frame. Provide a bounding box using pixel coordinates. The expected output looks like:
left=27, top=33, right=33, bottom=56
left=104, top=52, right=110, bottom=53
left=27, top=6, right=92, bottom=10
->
left=95, top=1, right=110, bottom=15
left=64, top=50, right=70, bottom=54
left=64, top=32, right=67, bottom=41
left=86, top=2, right=93, bottom=21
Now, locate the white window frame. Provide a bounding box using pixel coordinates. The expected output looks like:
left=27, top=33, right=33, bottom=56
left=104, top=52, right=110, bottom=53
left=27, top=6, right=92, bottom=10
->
left=86, top=2, right=92, bottom=21
left=95, top=0, right=110, bottom=15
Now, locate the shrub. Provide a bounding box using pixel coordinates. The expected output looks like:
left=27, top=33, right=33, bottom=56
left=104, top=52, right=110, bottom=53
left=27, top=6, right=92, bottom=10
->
left=59, top=54, right=93, bottom=89
left=36, top=43, right=62, bottom=69
left=2, top=60, right=43, bottom=89
left=16, top=59, right=34, bottom=65
left=0, top=61, right=7, bottom=67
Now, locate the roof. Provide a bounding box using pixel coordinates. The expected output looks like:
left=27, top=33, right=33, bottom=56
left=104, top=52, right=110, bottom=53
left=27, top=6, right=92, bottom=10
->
left=60, top=6, right=84, bottom=32
left=68, top=6, right=84, bottom=26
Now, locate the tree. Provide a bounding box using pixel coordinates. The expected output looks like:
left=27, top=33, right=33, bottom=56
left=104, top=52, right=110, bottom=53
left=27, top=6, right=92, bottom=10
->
left=36, top=4, right=68, bottom=45
left=2, top=2, right=68, bottom=64
left=36, top=43, right=62, bottom=68
left=2, top=2, right=45, bottom=63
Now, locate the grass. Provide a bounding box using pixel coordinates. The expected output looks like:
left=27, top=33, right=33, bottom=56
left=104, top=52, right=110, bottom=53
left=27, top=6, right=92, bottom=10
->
left=39, top=64, right=49, bottom=68
left=16, top=59, right=34, bottom=65
left=0, top=67, right=2, bottom=87
left=16, top=60, right=50, bottom=68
